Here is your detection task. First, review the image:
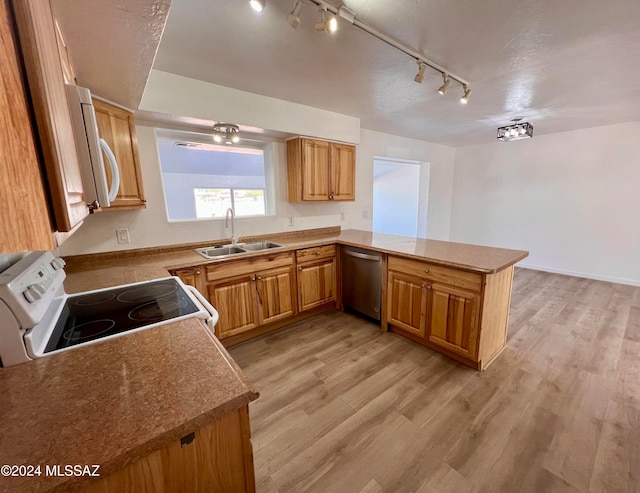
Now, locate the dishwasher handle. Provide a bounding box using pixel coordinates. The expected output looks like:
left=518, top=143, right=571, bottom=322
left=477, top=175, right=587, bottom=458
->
left=344, top=249, right=381, bottom=262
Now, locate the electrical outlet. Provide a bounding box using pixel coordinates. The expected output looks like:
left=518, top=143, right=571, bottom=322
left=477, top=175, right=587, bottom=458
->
left=288, top=216, right=294, bottom=227
left=116, top=228, right=130, bottom=244
left=362, top=210, right=369, bottom=219
left=340, top=212, right=345, bottom=221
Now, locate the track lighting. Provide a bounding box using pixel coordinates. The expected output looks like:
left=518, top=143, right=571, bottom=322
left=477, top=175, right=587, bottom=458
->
left=497, top=118, right=533, bottom=141
left=460, top=85, right=472, bottom=104
left=288, top=0, right=304, bottom=29
left=437, top=74, right=451, bottom=95
left=414, top=62, right=426, bottom=84
left=249, top=0, right=265, bottom=12
left=315, top=7, right=337, bottom=33
left=213, top=123, right=240, bottom=145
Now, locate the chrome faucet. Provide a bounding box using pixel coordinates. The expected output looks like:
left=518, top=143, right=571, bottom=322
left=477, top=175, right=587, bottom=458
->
left=225, top=207, right=238, bottom=245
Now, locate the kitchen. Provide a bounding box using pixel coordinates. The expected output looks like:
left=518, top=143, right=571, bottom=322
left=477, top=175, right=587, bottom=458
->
left=1, top=0, right=639, bottom=492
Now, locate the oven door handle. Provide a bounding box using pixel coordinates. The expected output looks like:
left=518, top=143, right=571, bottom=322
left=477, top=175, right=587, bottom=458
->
left=186, top=286, right=219, bottom=334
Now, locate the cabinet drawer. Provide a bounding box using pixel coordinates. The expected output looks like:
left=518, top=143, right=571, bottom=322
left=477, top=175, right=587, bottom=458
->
left=296, top=245, right=336, bottom=263
left=388, top=256, right=483, bottom=292
left=206, top=251, right=294, bottom=282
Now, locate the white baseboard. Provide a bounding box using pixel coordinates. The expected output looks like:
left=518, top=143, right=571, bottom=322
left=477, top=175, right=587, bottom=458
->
left=517, top=263, right=640, bottom=287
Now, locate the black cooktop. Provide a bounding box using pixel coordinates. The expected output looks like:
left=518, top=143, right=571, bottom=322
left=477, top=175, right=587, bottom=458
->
left=44, top=278, right=199, bottom=353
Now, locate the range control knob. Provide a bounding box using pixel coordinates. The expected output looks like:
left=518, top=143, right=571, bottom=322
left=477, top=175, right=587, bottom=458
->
left=50, top=258, right=66, bottom=270
left=23, top=284, right=46, bottom=303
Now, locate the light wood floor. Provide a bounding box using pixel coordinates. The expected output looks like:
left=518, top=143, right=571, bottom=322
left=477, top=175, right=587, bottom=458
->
left=228, top=268, right=640, bottom=493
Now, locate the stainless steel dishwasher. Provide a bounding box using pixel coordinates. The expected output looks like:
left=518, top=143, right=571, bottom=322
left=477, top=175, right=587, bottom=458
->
left=342, top=246, right=382, bottom=322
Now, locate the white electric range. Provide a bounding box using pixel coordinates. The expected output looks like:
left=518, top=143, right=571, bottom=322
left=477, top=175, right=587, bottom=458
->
left=0, top=251, right=219, bottom=367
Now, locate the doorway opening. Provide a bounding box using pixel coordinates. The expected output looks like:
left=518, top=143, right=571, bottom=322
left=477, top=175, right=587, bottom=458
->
left=373, top=157, right=429, bottom=238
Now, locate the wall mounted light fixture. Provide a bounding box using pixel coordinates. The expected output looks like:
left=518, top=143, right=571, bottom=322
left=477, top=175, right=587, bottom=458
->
left=213, top=123, right=240, bottom=145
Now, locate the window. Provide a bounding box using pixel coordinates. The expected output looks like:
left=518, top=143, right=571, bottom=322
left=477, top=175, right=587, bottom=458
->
left=157, top=132, right=272, bottom=221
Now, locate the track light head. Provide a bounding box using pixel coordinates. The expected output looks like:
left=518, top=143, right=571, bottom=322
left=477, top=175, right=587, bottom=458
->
left=213, top=123, right=240, bottom=145
left=460, top=85, right=472, bottom=104
left=315, top=7, right=337, bottom=33
left=414, top=61, right=426, bottom=84
left=249, top=0, right=265, bottom=12
left=287, top=0, right=303, bottom=29
left=437, top=74, right=451, bottom=95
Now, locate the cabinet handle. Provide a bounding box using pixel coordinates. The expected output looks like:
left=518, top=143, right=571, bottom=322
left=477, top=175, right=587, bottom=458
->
left=316, top=251, right=321, bottom=255
left=426, top=285, right=431, bottom=290
left=196, top=271, right=201, bottom=275
left=252, top=275, right=256, bottom=281
left=298, top=266, right=302, bottom=271
left=424, top=269, right=430, bottom=273
left=329, top=194, right=334, bottom=200
left=257, top=276, right=262, bottom=281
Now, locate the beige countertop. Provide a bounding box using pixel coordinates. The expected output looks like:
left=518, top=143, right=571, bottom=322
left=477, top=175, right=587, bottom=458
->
left=0, top=266, right=258, bottom=493
left=64, top=229, right=528, bottom=275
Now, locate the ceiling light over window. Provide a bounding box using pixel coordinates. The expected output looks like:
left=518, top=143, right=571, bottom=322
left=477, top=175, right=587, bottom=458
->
left=497, top=118, right=533, bottom=141
left=438, top=74, right=451, bottom=95
left=414, top=62, right=426, bottom=84
left=249, top=0, right=265, bottom=13
left=460, top=85, right=472, bottom=104
left=288, top=0, right=304, bottom=29
left=213, top=123, right=240, bottom=145
left=315, top=7, right=337, bottom=33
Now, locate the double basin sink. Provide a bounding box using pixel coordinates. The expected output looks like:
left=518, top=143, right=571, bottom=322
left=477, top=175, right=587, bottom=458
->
left=195, top=241, right=285, bottom=260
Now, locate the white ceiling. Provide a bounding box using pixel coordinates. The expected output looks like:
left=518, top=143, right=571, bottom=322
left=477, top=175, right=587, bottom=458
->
left=56, top=0, right=640, bottom=146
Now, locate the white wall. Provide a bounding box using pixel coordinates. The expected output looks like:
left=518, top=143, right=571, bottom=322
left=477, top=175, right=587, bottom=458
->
left=450, top=121, right=640, bottom=286
left=373, top=163, right=421, bottom=237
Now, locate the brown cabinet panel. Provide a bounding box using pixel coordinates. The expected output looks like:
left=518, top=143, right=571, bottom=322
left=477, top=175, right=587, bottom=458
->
left=301, top=138, right=330, bottom=201
left=330, top=143, right=355, bottom=201
left=93, top=98, right=145, bottom=210
left=13, top=0, right=88, bottom=232
left=427, top=284, right=480, bottom=359
left=0, top=0, right=54, bottom=252
left=388, top=256, right=482, bottom=292
left=173, top=266, right=205, bottom=294
left=208, top=275, right=259, bottom=339
left=296, top=244, right=336, bottom=263
left=387, top=271, right=427, bottom=337
left=257, top=266, right=296, bottom=324
left=297, top=258, right=336, bottom=312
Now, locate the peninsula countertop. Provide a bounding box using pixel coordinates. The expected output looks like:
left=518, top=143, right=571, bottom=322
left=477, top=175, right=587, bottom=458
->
left=0, top=266, right=258, bottom=493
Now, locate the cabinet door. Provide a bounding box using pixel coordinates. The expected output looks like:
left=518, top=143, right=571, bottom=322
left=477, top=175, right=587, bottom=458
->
left=297, top=258, right=336, bottom=312
left=387, top=271, right=427, bottom=337
left=208, top=275, right=259, bottom=339
left=330, top=143, right=355, bottom=201
left=174, top=267, right=204, bottom=294
left=93, top=99, right=146, bottom=210
left=256, top=266, right=296, bottom=325
left=13, top=0, right=89, bottom=232
left=301, top=138, right=330, bottom=201
left=428, top=284, right=480, bottom=360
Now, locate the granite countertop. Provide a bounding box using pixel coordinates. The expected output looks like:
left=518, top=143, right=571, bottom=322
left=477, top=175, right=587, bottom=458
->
left=0, top=267, right=258, bottom=493
left=64, top=229, right=528, bottom=276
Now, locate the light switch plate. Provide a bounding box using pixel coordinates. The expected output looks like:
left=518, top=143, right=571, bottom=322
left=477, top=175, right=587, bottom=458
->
left=116, top=228, right=130, bottom=244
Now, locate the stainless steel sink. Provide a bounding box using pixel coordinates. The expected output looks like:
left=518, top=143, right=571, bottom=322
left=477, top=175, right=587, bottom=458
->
left=194, top=241, right=285, bottom=259
left=195, top=246, right=247, bottom=259
left=241, top=241, right=284, bottom=251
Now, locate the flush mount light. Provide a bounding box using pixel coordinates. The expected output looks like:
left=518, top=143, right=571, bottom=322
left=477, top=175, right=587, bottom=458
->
left=249, top=0, right=265, bottom=12
left=315, top=7, right=337, bottom=33
left=213, top=123, right=240, bottom=145
left=414, top=61, right=426, bottom=84
left=497, top=118, right=533, bottom=142
left=460, top=85, right=472, bottom=104
left=437, top=73, right=451, bottom=95
left=288, top=0, right=304, bottom=29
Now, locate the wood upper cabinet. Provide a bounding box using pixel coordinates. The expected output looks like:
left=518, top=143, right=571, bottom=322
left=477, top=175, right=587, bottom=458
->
left=287, top=137, right=355, bottom=202
left=92, top=98, right=146, bottom=210
left=296, top=245, right=337, bottom=312
left=205, top=252, right=297, bottom=340
left=12, top=0, right=89, bottom=232
left=387, top=271, right=427, bottom=338
left=427, top=283, right=480, bottom=360
left=0, top=0, right=55, bottom=252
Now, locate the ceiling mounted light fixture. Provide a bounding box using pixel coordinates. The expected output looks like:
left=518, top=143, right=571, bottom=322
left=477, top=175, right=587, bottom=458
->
left=497, top=118, right=533, bottom=142
left=414, top=61, right=426, bottom=84
left=437, top=73, right=451, bottom=95
left=287, top=0, right=304, bottom=29
left=460, top=85, right=472, bottom=104
left=213, top=123, right=240, bottom=145
left=315, top=6, right=337, bottom=33
left=249, top=0, right=265, bottom=12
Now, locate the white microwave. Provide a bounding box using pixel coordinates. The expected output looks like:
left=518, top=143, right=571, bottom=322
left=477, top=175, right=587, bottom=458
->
left=65, top=84, right=120, bottom=211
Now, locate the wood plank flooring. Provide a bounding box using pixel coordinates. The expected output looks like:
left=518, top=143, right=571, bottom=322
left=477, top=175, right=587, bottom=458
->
left=228, top=268, right=640, bottom=493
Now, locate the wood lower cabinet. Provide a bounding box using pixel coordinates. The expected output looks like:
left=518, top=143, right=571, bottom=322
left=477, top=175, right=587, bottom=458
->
left=93, top=98, right=146, bottom=210
left=287, top=137, right=355, bottom=202
left=206, top=252, right=297, bottom=340
left=296, top=245, right=337, bottom=312
left=172, top=266, right=205, bottom=294
left=83, top=405, right=255, bottom=493
left=387, top=256, right=513, bottom=370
